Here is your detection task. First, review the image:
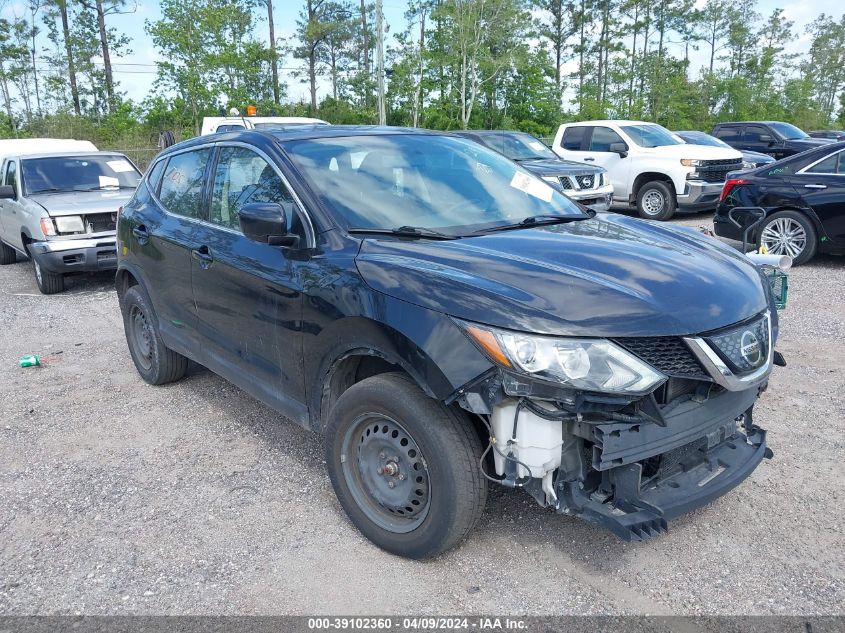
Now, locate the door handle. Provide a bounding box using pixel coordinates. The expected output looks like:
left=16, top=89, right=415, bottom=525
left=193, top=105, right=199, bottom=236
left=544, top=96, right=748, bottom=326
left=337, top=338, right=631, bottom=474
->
left=191, top=245, right=213, bottom=269
left=132, top=225, right=149, bottom=245
left=583, top=157, right=595, bottom=162
left=804, top=184, right=827, bottom=189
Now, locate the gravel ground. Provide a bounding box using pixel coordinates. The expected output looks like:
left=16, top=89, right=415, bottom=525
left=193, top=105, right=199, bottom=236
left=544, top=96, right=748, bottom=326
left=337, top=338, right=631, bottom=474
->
left=0, top=212, right=843, bottom=616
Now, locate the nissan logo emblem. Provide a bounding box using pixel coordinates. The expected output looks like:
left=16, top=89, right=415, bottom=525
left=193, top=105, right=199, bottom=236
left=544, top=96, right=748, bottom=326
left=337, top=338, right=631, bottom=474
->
left=740, top=331, right=762, bottom=366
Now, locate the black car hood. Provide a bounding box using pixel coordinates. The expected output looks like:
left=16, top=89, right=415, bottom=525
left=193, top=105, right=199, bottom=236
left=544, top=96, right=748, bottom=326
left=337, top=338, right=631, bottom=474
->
left=741, top=150, right=774, bottom=164
left=355, top=214, right=767, bottom=337
left=517, top=158, right=603, bottom=177
left=785, top=138, right=834, bottom=150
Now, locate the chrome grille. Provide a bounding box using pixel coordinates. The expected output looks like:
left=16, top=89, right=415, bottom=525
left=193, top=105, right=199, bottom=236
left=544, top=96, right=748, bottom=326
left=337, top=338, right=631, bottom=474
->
left=705, top=314, right=770, bottom=374
left=575, top=174, right=597, bottom=189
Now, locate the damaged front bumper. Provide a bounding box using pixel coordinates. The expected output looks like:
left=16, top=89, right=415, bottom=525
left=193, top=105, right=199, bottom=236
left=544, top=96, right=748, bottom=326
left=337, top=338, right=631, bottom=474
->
left=558, top=423, right=770, bottom=541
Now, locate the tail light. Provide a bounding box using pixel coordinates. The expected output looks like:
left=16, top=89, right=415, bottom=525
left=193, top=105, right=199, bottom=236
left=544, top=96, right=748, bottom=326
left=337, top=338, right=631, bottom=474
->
left=720, top=178, right=748, bottom=203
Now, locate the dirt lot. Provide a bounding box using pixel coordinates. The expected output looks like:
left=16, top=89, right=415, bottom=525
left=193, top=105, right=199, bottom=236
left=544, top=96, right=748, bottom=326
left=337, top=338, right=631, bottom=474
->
left=0, top=213, right=843, bottom=616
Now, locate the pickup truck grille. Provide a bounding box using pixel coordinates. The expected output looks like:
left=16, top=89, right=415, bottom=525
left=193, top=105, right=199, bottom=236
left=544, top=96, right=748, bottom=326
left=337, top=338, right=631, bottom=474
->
left=558, top=175, right=599, bottom=190
left=694, top=159, right=743, bottom=183
left=612, top=337, right=708, bottom=378
left=559, top=177, right=574, bottom=190
left=85, top=212, right=117, bottom=233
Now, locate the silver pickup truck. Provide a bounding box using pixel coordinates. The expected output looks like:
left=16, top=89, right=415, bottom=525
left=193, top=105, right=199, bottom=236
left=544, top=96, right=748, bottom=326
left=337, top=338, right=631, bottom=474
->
left=0, top=143, right=142, bottom=293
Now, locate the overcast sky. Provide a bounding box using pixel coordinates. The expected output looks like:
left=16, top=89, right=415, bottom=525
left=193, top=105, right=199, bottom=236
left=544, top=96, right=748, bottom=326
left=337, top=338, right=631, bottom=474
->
left=2, top=0, right=843, bottom=108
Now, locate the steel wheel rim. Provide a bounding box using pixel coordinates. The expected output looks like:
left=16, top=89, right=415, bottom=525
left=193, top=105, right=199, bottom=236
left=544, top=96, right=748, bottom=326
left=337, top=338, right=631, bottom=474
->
left=642, top=190, right=665, bottom=216
left=128, top=305, right=154, bottom=371
left=341, top=413, right=431, bottom=533
left=761, top=217, right=806, bottom=258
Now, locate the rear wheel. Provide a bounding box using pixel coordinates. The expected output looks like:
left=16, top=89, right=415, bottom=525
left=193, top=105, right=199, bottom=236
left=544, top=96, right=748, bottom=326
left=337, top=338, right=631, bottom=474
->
left=31, top=255, right=65, bottom=294
left=325, top=373, right=487, bottom=559
left=636, top=180, right=676, bottom=221
left=120, top=285, right=188, bottom=384
left=758, top=210, right=817, bottom=265
left=0, top=241, right=15, bottom=265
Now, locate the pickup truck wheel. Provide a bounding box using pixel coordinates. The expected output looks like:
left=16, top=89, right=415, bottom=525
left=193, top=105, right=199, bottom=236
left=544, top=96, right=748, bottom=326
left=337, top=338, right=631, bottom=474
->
left=758, top=210, right=817, bottom=265
left=0, top=241, right=16, bottom=265
left=120, top=285, right=188, bottom=385
left=31, top=256, right=65, bottom=294
left=636, top=181, right=676, bottom=221
left=325, top=373, right=487, bottom=559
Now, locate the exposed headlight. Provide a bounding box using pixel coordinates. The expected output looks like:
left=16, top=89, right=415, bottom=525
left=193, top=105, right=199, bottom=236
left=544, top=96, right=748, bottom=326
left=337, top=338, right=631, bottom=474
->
left=680, top=159, right=702, bottom=167
left=54, top=215, right=85, bottom=233
left=742, top=161, right=755, bottom=169
left=461, top=322, right=665, bottom=395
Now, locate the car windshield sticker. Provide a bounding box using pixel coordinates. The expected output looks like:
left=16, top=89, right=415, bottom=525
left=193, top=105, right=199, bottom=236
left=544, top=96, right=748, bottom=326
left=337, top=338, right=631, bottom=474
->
left=510, top=171, right=554, bottom=202
left=107, top=159, right=135, bottom=173
left=528, top=141, right=546, bottom=151
left=99, top=175, right=120, bottom=188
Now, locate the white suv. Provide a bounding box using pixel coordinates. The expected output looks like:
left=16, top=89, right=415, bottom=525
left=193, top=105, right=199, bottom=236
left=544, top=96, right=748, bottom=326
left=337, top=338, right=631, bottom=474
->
left=552, top=120, right=743, bottom=220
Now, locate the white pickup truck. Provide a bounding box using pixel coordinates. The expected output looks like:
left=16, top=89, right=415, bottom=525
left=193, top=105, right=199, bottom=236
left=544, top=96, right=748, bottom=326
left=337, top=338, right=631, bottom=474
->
left=551, top=120, right=743, bottom=220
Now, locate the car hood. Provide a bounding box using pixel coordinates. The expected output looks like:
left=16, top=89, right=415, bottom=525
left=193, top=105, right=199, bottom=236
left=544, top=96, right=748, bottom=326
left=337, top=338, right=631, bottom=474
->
left=785, top=138, right=833, bottom=149
left=639, top=144, right=743, bottom=161
left=30, top=190, right=133, bottom=217
left=518, top=158, right=604, bottom=176
left=355, top=214, right=767, bottom=337
left=741, top=150, right=775, bottom=164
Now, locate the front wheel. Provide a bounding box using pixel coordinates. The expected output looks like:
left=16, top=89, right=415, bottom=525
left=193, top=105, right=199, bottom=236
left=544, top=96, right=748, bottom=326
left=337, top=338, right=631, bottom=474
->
left=325, top=373, right=487, bottom=559
left=31, top=255, right=65, bottom=294
left=636, top=180, right=676, bottom=221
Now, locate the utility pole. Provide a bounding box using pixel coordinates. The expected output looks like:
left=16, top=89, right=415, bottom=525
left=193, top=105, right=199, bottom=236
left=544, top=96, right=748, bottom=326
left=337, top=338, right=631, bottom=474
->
left=375, top=0, right=386, bottom=125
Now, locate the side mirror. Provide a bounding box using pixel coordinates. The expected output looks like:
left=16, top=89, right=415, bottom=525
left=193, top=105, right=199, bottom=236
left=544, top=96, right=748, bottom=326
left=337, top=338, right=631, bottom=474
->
left=759, top=134, right=774, bottom=144
left=0, top=185, right=15, bottom=200
left=609, top=142, right=629, bottom=157
left=238, top=202, right=298, bottom=247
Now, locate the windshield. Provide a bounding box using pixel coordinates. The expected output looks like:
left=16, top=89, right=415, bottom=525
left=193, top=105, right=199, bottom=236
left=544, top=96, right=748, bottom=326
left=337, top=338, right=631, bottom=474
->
left=676, top=131, right=729, bottom=149
left=285, top=134, right=586, bottom=234
left=621, top=124, right=683, bottom=148
left=22, top=155, right=141, bottom=195
left=476, top=132, right=558, bottom=161
left=769, top=122, right=809, bottom=140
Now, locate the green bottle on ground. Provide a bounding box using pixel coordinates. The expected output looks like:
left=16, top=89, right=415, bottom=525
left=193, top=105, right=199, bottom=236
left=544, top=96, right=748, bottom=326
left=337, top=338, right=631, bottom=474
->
left=19, top=355, right=40, bottom=368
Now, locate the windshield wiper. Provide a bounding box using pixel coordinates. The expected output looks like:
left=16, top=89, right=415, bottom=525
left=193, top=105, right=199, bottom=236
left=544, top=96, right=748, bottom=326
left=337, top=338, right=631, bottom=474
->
left=469, top=214, right=584, bottom=235
left=29, top=187, right=67, bottom=194
left=348, top=225, right=459, bottom=240
left=73, top=185, right=135, bottom=191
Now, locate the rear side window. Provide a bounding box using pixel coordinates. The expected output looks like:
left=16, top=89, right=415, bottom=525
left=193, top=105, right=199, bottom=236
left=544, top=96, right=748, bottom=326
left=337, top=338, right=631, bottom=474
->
left=742, top=126, right=770, bottom=142
left=589, top=126, right=625, bottom=152
left=561, top=126, right=588, bottom=150
left=714, top=127, right=740, bottom=142
left=806, top=151, right=845, bottom=174
left=158, top=148, right=211, bottom=219
left=146, top=159, right=166, bottom=194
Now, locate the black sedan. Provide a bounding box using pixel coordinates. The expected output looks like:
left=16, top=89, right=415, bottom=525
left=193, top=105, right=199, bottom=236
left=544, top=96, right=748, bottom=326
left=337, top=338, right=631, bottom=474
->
left=714, top=141, right=845, bottom=264
left=674, top=130, right=775, bottom=169
left=453, top=130, right=613, bottom=211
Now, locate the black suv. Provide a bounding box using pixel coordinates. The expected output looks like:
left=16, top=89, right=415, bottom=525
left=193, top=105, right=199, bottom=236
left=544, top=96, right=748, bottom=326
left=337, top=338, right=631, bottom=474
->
left=712, top=121, right=832, bottom=160
left=117, top=126, right=779, bottom=558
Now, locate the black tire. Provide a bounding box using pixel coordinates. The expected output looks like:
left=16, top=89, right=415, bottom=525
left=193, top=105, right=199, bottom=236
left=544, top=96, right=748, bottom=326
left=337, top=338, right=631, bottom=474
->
left=0, top=241, right=15, bottom=265
left=31, top=255, right=65, bottom=294
left=636, top=180, right=676, bottom=221
left=325, top=372, right=487, bottom=559
left=757, top=210, right=818, bottom=266
left=120, top=285, right=188, bottom=385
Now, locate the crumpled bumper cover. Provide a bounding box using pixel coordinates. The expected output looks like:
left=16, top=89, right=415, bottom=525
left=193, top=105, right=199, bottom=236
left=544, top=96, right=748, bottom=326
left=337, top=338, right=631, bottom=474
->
left=29, top=236, right=117, bottom=273
left=558, top=425, right=771, bottom=541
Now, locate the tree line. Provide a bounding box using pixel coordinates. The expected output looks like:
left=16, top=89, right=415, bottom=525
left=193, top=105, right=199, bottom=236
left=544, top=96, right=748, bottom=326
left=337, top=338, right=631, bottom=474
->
left=1, top=0, right=845, bottom=146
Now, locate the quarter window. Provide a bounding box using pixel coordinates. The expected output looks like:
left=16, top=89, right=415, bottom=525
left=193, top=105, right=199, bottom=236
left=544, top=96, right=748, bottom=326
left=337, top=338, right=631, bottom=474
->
left=806, top=152, right=845, bottom=174
left=210, top=146, right=298, bottom=233
left=562, top=126, right=588, bottom=151
left=158, top=149, right=211, bottom=219
left=589, top=127, right=625, bottom=152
